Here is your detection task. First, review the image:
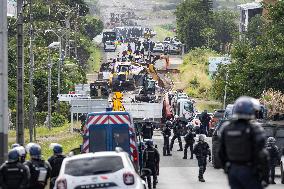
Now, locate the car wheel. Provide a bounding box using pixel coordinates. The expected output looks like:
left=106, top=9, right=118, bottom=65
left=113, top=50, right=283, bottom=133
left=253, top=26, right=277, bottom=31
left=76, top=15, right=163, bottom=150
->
left=281, top=163, right=284, bottom=184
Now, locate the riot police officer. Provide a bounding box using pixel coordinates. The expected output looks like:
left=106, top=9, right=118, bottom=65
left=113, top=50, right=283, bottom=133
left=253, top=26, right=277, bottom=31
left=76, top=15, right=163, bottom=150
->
left=170, top=115, right=183, bottom=151
left=48, top=143, right=66, bottom=189
left=24, top=144, right=51, bottom=189
left=141, top=118, right=154, bottom=140
left=193, top=134, right=211, bottom=182
left=266, top=137, right=280, bottom=184
left=0, top=149, right=30, bottom=189
left=183, top=127, right=196, bottom=159
left=162, top=121, right=172, bottom=156
left=15, top=146, right=27, bottom=163
left=143, top=140, right=160, bottom=189
left=218, top=96, right=269, bottom=189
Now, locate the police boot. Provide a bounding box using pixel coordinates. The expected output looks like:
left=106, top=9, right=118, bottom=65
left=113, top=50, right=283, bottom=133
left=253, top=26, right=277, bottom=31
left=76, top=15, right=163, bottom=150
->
left=177, top=142, right=183, bottom=151
left=183, top=156, right=187, bottom=159
left=199, top=177, right=205, bottom=182
left=163, top=147, right=166, bottom=156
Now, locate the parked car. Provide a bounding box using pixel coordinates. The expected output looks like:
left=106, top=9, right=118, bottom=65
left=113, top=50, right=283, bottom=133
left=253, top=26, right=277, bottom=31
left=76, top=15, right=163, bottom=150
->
left=55, top=150, right=150, bottom=189
left=104, top=41, right=116, bottom=52
left=168, top=44, right=182, bottom=55
left=163, top=37, right=171, bottom=44
left=152, top=42, right=164, bottom=53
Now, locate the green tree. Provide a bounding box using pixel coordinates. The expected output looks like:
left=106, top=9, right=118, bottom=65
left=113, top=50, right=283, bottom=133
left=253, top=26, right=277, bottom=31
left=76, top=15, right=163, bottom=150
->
left=212, top=1, right=284, bottom=103
left=175, top=0, right=213, bottom=51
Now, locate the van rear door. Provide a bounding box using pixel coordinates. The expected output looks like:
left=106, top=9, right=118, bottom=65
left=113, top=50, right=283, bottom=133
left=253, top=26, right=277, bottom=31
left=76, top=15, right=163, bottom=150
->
left=111, top=124, right=130, bottom=153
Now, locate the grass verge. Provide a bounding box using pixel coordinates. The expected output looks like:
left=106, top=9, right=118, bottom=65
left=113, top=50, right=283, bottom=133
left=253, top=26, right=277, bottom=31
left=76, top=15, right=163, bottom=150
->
left=87, top=45, right=103, bottom=73
left=195, top=99, right=222, bottom=112
left=154, top=25, right=175, bottom=42
left=173, top=48, right=220, bottom=99
left=8, top=123, right=82, bottom=160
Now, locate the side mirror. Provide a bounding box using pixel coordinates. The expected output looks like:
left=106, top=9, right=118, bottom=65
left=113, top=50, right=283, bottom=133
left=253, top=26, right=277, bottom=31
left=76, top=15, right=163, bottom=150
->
left=141, top=168, right=152, bottom=177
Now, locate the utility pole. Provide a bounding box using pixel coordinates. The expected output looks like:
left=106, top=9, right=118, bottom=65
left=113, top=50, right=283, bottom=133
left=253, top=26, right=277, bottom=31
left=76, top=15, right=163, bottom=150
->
left=47, top=49, right=52, bottom=130
left=57, top=37, right=63, bottom=113
left=17, top=0, right=25, bottom=145
left=223, top=70, right=229, bottom=109
left=0, top=0, right=9, bottom=164
left=28, top=0, right=34, bottom=142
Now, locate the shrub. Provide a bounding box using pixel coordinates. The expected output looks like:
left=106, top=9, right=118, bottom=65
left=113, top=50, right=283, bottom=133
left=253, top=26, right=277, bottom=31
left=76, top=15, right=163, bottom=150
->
left=51, top=113, right=66, bottom=127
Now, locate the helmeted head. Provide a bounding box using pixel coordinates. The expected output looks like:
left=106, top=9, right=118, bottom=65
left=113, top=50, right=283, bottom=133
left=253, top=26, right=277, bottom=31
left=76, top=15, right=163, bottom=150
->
left=11, top=143, right=20, bottom=149
left=8, top=149, right=20, bottom=163
left=29, top=144, right=42, bottom=160
left=15, top=146, right=26, bottom=163
left=165, top=121, right=172, bottom=127
left=232, top=96, right=260, bottom=120
left=174, top=115, right=179, bottom=119
left=143, top=117, right=149, bottom=122
left=198, top=134, right=206, bottom=142
left=267, top=137, right=276, bottom=146
left=204, top=110, right=208, bottom=114
left=144, top=139, right=153, bottom=147
left=50, top=143, right=63, bottom=155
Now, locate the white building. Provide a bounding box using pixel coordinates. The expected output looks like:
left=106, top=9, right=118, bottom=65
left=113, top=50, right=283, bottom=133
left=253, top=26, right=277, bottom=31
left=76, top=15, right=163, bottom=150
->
left=238, top=2, right=262, bottom=33
left=7, top=0, right=16, bottom=17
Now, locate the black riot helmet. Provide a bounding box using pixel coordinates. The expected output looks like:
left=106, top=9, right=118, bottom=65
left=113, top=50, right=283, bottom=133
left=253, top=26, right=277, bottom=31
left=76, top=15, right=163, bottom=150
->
left=165, top=121, right=172, bottom=127
left=232, top=96, right=260, bottom=120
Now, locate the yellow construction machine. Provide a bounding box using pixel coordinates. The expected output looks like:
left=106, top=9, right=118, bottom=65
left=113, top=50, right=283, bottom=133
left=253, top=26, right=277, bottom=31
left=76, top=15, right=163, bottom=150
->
left=112, top=92, right=125, bottom=111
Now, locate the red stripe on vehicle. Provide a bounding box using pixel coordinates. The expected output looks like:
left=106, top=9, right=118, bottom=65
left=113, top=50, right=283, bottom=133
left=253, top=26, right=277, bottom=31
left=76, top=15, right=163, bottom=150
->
left=101, top=116, right=109, bottom=124
left=114, top=115, right=125, bottom=124
left=109, top=116, right=118, bottom=124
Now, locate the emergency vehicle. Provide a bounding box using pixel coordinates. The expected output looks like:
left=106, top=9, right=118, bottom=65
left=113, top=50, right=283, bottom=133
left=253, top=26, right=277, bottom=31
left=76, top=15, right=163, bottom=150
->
left=81, top=110, right=140, bottom=169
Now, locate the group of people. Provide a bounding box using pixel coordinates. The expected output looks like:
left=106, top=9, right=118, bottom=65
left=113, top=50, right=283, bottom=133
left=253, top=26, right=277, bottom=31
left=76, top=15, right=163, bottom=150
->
left=0, top=143, right=65, bottom=189
left=162, top=116, right=211, bottom=182
left=218, top=96, right=280, bottom=188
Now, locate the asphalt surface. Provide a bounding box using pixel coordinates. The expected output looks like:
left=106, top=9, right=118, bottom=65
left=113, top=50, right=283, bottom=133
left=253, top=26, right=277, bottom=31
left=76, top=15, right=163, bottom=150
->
left=152, top=130, right=283, bottom=189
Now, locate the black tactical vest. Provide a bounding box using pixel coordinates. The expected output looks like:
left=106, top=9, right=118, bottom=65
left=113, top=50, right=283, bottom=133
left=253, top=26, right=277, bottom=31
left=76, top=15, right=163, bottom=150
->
left=224, top=122, right=253, bottom=162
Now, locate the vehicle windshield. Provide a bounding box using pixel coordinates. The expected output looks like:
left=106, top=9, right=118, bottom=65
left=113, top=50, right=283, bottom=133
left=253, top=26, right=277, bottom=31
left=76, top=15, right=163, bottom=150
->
left=184, top=102, right=193, bottom=112
left=65, top=156, right=124, bottom=176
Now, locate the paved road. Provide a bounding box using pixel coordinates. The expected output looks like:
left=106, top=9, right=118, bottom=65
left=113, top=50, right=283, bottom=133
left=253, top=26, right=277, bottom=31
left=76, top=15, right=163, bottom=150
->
left=152, top=130, right=283, bottom=189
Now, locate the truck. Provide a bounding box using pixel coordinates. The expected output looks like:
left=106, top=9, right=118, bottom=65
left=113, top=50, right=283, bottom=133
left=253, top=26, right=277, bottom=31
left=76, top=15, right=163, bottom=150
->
left=175, top=99, right=195, bottom=120
left=102, top=30, right=117, bottom=52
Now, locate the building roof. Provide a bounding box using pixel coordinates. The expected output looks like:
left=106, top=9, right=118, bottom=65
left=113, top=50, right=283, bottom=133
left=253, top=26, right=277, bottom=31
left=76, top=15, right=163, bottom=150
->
left=238, top=2, right=262, bottom=10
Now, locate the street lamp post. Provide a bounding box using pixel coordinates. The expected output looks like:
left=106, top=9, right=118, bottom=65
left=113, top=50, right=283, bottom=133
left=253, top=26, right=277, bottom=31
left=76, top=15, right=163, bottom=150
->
left=45, top=30, right=66, bottom=113
left=223, top=70, right=229, bottom=109
left=47, top=49, right=52, bottom=130
left=47, top=42, right=60, bottom=130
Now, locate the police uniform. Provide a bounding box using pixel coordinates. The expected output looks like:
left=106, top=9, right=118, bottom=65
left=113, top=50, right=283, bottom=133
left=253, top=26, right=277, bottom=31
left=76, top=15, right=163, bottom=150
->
left=183, top=130, right=195, bottom=159
left=219, top=120, right=268, bottom=189
left=141, top=122, right=154, bottom=140
left=170, top=120, right=183, bottom=151
left=162, top=125, right=172, bottom=156
left=24, top=159, right=52, bottom=189
left=48, top=154, right=66, bottom=189
left=193, top=139, right=211, bottom=181
left=143, top=145, right=160, bottom=189
left=266, top=141, right=280, bottom=184
left=0, top=161, right=30, bottom=189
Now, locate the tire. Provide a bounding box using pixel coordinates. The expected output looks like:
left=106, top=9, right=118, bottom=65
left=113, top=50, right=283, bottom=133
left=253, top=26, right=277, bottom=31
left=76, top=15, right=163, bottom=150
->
left=212, top=140, right=222, bottom=169
left=281, top=163, right=284, bottom=184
